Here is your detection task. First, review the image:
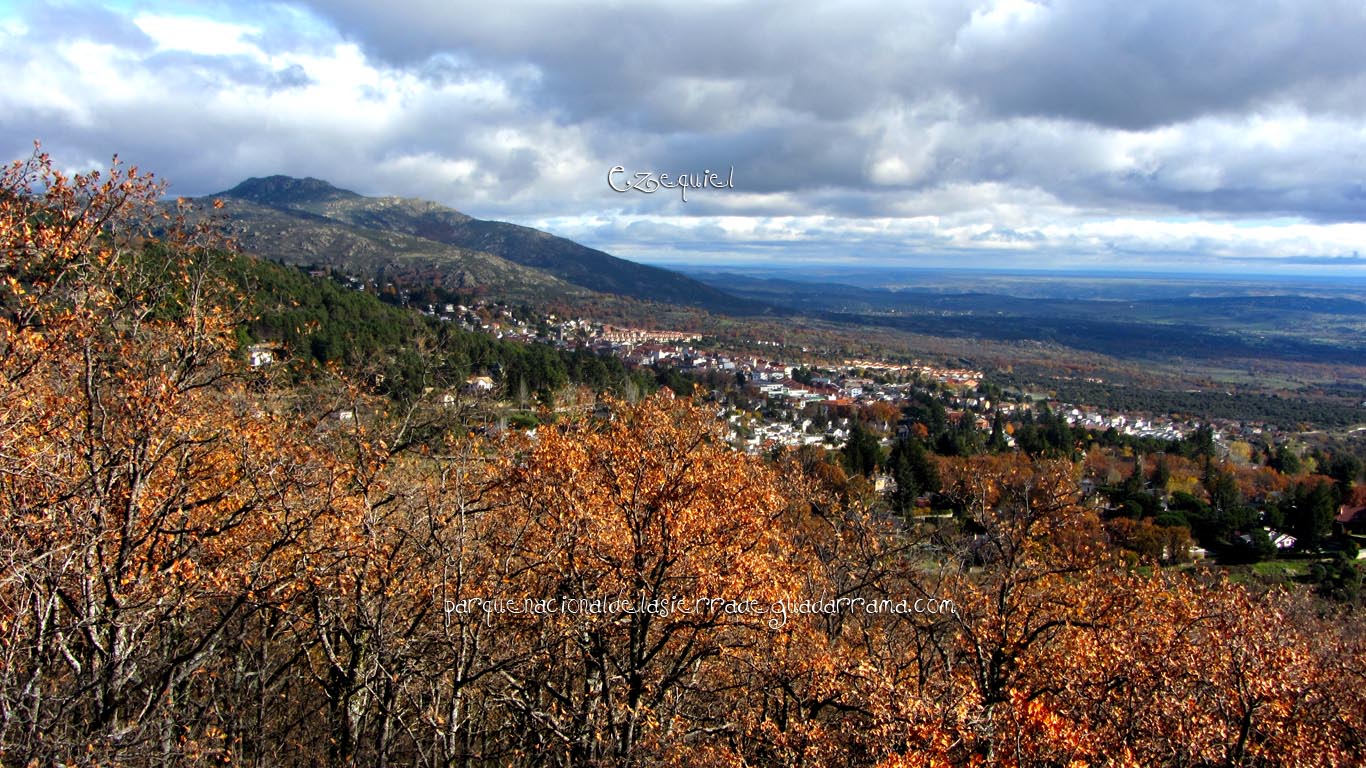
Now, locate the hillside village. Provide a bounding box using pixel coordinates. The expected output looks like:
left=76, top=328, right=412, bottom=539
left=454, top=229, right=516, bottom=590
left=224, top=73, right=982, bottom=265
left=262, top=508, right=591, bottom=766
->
left=239, top=274, right=1366, bottom=575
left=399, top=296, right=1251, bottom=454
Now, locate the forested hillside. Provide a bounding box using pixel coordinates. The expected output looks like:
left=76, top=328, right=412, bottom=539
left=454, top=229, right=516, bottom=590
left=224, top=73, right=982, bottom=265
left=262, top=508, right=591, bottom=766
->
left=3, top=154, right=1365, bottom=767
left=219, top=249, right=648, bottom=404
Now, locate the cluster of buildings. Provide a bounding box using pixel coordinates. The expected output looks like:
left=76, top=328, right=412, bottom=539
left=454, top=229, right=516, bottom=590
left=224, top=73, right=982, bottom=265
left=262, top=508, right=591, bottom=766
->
left=399, top=297, right=1278, bottom=456
left=1060, top=408, right=1196, bottom=442
left=598, top=326, right=701, bottom=345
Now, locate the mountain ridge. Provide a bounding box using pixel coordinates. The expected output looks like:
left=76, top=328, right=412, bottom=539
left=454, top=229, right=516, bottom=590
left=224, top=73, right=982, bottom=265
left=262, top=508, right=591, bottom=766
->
left=224, top=175, right=361, bottom=206
left=210, top=176, right=743, bottom=311
left=199, top=194, right=578, bottom=302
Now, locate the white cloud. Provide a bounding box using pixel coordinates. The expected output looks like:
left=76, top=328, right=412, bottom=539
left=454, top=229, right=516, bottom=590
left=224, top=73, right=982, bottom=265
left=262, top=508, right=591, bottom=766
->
left=2, top=0, right=1365, bottom=272
left=133, top=14, right=262, bottom=58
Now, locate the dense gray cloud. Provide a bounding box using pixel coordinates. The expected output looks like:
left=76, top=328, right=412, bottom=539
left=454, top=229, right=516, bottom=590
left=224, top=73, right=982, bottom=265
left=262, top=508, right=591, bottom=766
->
left=948, top=0, right=1366, bottom=128
left=4, top=0, right=1366, bottom=270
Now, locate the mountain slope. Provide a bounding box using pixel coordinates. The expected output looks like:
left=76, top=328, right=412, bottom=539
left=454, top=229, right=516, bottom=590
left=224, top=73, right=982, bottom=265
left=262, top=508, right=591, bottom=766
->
left=215, top=176, right=742, bottom=311
left=204, top=195, right=578, bottom=302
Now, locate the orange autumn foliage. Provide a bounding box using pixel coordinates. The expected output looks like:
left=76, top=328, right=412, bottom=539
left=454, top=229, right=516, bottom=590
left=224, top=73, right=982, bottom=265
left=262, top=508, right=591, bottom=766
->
left=0, top=147, right=371, bottom=763
left=1, top=147, right=1364, bottom=767
left=479, top=393, right=804, bottom=763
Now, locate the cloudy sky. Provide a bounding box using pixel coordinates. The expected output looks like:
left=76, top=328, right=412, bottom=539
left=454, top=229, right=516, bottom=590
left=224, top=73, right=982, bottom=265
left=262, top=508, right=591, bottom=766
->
left=5, top=0, right=1366, bottom=273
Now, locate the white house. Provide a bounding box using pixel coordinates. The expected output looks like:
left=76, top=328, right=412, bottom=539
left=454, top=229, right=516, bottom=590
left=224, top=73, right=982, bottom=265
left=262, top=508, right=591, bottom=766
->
left=463, top=375, right=495, bottom=394
left=248, top=344, right=275, bottom=367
